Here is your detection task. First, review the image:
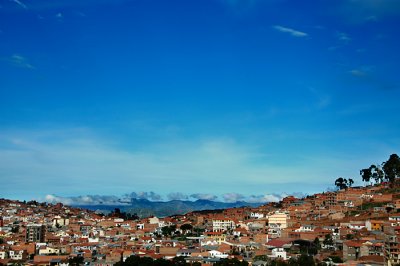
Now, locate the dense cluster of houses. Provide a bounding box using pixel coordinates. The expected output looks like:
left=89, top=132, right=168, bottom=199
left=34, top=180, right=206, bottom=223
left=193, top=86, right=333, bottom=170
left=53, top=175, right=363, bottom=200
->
left=1, top=183, right=400, bottom=265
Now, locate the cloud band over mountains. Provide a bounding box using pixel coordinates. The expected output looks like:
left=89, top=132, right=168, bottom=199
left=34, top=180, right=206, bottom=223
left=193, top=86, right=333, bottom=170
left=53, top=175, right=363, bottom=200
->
left=43, top=191, right=304, bottom=206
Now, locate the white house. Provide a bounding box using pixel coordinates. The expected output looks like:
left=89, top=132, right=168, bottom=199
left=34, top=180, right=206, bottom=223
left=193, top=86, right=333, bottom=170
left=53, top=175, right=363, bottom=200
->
left=268, top=248, right=288, bottom=260
left=250, top=212, right=265, bottom=219
left=9, top=250, right=25, bottom=260
left=208, top=250, right=229, bottom=259
left=294, top=224, right=315, bottom=232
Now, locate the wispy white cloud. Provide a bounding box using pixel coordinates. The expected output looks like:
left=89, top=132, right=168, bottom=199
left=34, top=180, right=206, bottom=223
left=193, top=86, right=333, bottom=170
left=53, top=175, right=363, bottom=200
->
left=308, top=87, right=331, bottom=109
left=10, top=0, right=27, bottom=9
left=8, top=54, right=35, bottom=69
left=328, top=32, right=351, bottom=51
left=349, top=69, right=367, bottom=77
left=347, top=66, right=398, bottom=91
left=349, top=65, right=375, bottom=77
left=337, top=32, right=351, bottom=43
left=273, top=25, right=308, bottom=37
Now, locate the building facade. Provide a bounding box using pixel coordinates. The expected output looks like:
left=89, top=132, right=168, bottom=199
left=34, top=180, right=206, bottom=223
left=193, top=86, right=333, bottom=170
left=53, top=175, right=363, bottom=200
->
left=25, top=224, right=46, bottom=243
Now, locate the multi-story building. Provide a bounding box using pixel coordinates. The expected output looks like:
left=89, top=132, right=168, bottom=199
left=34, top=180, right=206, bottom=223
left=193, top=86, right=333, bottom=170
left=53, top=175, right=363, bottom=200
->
left=212, top=218, right=235, bottom=232
left=267, top=212, right=288, bottom=229
left=326, top=192, right=337, bottom=207
left=384, top=225, right=400, bottom=266
left=25, top=224, right=45, bottom=243
left=267, top=211, right=289, bottom=238
left=343, top=240, right=368, bottom=261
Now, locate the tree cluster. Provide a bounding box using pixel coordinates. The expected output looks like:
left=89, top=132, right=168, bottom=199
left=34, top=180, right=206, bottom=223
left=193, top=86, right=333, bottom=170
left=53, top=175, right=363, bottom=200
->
left=109, top=208, right=139, bottom=220
left=334, top=177, right=354, bottom=190
left=334, top=153, right=400, bottom=189
left=360, top=154, right=400, bottom=184
left=161, top=225, right=177, bottom=237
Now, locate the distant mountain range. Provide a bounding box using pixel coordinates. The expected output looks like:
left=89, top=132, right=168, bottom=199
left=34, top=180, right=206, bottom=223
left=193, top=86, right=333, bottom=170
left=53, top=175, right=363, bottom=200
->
left=76, top=199, right=262, bottom=218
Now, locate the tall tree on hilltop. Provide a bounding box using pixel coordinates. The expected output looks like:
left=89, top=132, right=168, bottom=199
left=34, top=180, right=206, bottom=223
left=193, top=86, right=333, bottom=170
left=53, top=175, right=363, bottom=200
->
left=335, top=177, right=348, bottom=190
left=348, top=178, right=354, bottom=187
left=370, top=164, right=384, bottom=184
left=383, top=154, right=400, bottom=183
left=360, top=168, right=372, bottom=185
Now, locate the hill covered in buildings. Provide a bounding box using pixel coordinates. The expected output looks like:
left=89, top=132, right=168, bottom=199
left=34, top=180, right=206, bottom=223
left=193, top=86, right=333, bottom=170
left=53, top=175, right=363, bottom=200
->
left=2, top=178, right=400, bottom=265
left=1, top=153, right=400, bottom=265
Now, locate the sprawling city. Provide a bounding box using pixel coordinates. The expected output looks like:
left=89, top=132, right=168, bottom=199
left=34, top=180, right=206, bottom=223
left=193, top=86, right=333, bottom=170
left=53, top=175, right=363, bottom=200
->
left=1, top=153, right=400, bottom=266
left=1, top=0, right=400, bottom=265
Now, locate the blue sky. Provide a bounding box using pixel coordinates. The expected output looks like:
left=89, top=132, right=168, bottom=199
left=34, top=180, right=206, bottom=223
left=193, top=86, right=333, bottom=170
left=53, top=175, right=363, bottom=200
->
left=1, top=0, right=400, bottom=204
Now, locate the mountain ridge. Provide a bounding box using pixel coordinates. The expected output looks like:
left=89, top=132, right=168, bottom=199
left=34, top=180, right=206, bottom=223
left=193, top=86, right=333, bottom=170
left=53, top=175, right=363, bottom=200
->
left=75, top=198, right=262, bottom=217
